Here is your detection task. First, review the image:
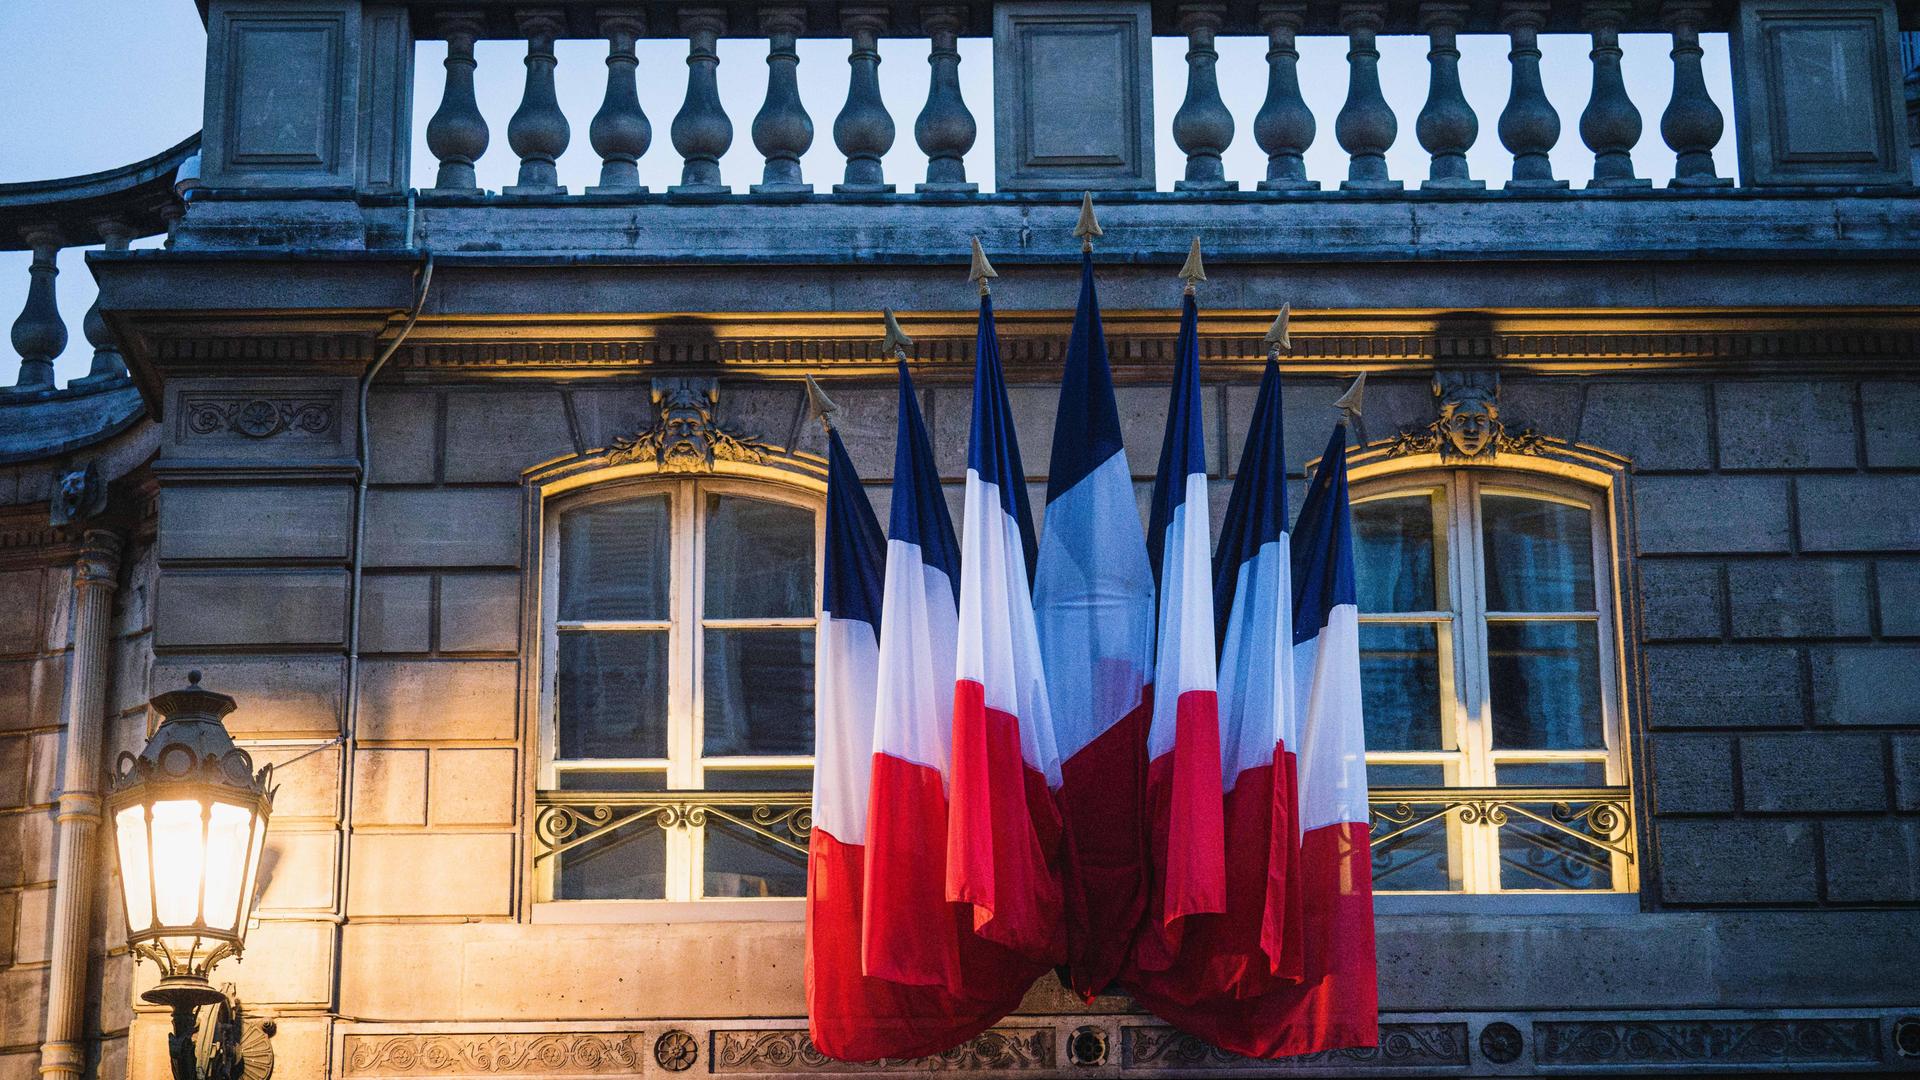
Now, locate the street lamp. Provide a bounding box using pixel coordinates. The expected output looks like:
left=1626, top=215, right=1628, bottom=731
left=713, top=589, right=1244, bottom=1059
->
left=107, top=671, right=273, bottom=1080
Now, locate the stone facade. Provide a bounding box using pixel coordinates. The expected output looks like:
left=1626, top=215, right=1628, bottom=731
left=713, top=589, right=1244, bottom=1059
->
left=3, top=2, right=1920, bottom=1078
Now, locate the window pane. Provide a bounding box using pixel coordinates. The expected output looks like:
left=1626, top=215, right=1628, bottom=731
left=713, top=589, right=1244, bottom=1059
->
left=703, top=767, right=814, bottom=791
left=1359, top=623, right=1445, bottom=751
left=560, top=496, right=671, bottom=621
left=1352, top=495, right=1438, bottom=613
left=555, top=819, right=667, bottom=899
left=556, top=771, right=667, bottom=791
left=559, top=630, right=668, bottom=759
left=703, top=629, right=815, bottom=756
left=704, top=495, right=814, bottom=618
left=1488, top=621, right=1603, bottom=750
left=1495, top=761, right=1608, bottom=787
left=1499, top=818, right=1615, bottom=891
left=1366, top=763, right=1448, bottom=788
left=1369, top=803, right=1459, bottom=892
left=699, top=769, right=811, bottom=898
left=1481, top=495, right=1595, bottom=612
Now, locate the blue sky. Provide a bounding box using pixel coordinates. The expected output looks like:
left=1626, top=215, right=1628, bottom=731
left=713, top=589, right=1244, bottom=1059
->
left=1, top=0, right=1736, bottom=388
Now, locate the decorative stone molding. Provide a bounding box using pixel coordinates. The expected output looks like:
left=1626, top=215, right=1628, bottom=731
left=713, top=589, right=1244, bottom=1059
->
left=50, top=463, right=109, bottom=529
left=1120, top=1023, right=1469, bottom=1070
left=653, top=1029, right=698, bottom=1072
left=341, top=1033, right=648, bottom=1075
left=1384, top=372, right=1550, bottom=461
left=710, top=1028, right=1054, bottom=1072
left=183, top=397, right=337, bottom=439
left=606, top=378, right=773, bottom=472
left=1533, top=1018, right=1881, bottom=1068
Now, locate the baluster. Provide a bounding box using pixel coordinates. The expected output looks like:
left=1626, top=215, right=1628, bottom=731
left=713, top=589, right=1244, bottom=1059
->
left=1580, top=0, right=1648, bottom=189
left=8, top=229, right=65, bottom=394
left=1660, top=0, right=1731, bottom=187
left=505, top=11, right=570, bottom=194
left=914, top=5, right=976, bottom=192
left=1254, top=3, right=1316, bottom=191
left=74, top=220, right=133, bottom=387
left=1173, top=3, right=1236, bottom=191
left=670, top=8, right=732, bottom=193
left=1498, top=1, right=1568, bottom=189
left=425, top=14, right=488, bottom=193
left=834, top=8, right=895, bottom=193
left=1416, top=2, right=1482, bottom=189
left=752, top=7, right=814, bottom=194
left=1335, top=2, right=1400, bottom=190
left=588, top=9, right=651, bottom=194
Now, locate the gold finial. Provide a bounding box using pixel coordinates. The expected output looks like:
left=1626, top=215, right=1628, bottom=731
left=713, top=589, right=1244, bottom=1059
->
left=804, top=375, right=841, bottom=432
left=1333, top=372, right=1367, bottom=423
left=1073, top=191, right=1102, bottom=253
left=1263, top=305, right=1291, bottom=358
left=881, top=308, right=914, bottom=359
left=1178, top=237, right=1206, bottom=295
left=968, top=237, right=998, bottom=296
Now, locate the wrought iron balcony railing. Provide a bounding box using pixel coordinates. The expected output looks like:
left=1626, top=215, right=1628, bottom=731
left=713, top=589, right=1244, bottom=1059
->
left=532, top=784, right=1634, bottom=895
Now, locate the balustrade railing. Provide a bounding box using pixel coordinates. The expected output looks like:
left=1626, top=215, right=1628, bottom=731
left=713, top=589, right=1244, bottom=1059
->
left=531, top=785, right=1636, bottom=896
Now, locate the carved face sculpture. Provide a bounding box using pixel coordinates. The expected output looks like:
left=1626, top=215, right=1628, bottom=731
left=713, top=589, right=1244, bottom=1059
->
left=653, top=385, right=717, bottom=470
left=1436, top=386, right=1501, bottom=459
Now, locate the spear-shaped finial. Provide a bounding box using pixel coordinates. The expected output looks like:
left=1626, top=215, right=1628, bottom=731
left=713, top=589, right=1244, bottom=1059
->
left=881, top=308, right=914, bottom=359
left=1333, top=372, right=1366, bottom=423
left=1263, top=305, right=1291, bottom=358
left=1178, top=238, right=1206, bottom=295
left=969, top=237, right=998, bottom=296
left=1073, top=191, right=1102, bottom=253
left=804, top=375, right=840, bottom=432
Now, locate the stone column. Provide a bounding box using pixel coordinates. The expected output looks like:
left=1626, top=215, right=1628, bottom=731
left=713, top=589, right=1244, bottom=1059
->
left=752, top=6, right=815, bottom=193
left=1254, top=2, right=1316, bottom=191
left=1498, top=0, right=1568, bottom=188
left=504, top=10, right=571, bottom=194
left=1173, top=3, right=1236, bottom=191
left=914, top=5, right=976, bottom=192
left=833, top=7, right=896, bottom=192
left=74, top=220, right=135, bottom=386
left=1416, top=2, right=1482, bottom=189
left=670, top=7, right=734, bottom=193
left=1661, top=0, right=1731, bottom=187
left=1580, top=0, right=1648, bottom=188
left=1335, top=2, right=1401, bottom=190
left=588, top=9, right=651, bottom=194
left=9, top=228, right=65, bottom=394
left=37, top=529, right=125, bottom=1080
left=425, top=14, right=489, bottom=193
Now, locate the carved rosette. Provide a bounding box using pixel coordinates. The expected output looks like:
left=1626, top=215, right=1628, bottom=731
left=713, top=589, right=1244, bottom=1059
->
left=184, top=398, right=336, bottom=439
left=606, top=378, right=773, bottom=472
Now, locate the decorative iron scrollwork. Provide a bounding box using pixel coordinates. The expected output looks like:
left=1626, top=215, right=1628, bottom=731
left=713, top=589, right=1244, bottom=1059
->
left=533, top=791, right=814, bottom=866
left=1368, top=786, right=1633, bottom=890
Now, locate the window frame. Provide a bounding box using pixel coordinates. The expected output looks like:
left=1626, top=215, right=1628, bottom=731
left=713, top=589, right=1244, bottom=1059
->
left=1351, top=464, right=1635, bottom=897
left=536, top=473, right=825, bottom=905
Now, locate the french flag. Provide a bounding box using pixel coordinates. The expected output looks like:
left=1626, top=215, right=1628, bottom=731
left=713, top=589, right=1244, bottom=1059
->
left=808, top=424, right=1010, bottom=1060
left=1125, top=357, right=1301, bottom=1012
left=862, top=364, right=1038, bottom=1010
left=1033, top=251, right=1156, bottom=1000
left=1131, top=286, right=1226, bottom=972
left=948, top=288, right=1067, bottom=966
left=1130, top=421, right=1378, bottom=1058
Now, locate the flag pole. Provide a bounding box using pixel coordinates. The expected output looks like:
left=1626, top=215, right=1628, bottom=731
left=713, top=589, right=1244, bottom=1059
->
left=1264, top=306, right=1291, bottom=361
left=969, top=237, right=997, bottom=297
left=1073, top=192, right=1101, bottom=255
left=803, top=374, right=840, bottom=433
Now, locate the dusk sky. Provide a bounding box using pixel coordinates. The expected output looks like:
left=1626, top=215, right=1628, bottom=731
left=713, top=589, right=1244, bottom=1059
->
left=2, top=0, right=1736, bottom=388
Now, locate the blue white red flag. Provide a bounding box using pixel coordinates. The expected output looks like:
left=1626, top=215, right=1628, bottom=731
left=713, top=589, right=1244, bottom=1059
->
left=1131, top=289, right=1226, bottom=971
left=809, top=425, right=1015, bottom=1059
left=948, top=290, right=1067, bottom=966
left=1033, top=252, right=1156, bottom=1000
left=1128, top=420, right=1377, bottom=1057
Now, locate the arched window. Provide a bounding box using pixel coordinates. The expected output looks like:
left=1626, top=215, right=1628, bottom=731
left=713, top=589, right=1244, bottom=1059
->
left=1351, top=466, right=1632, bottom=895
left=538, top=476, right=821, bottom=902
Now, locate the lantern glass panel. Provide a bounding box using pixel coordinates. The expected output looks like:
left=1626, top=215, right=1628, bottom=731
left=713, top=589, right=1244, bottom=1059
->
left=149, top=799, right=207, bottom=927
left=238, top=811, right=267, bottom=931
left=201, top=801, right=254, bottom=934
left=113, top=804, right=153, bottom=932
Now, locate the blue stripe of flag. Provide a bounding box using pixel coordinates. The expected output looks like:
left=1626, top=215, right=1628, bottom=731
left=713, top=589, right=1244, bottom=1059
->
left=1146, top=290, right=1208, bottom=587
left=966, top=293, right=1038, bottom=573
left=889, top=361, right=961, bottom=603
left=1046, top=252, right=1126, bottom=505
left=1213, top=358, right=1288, bottom=645
left=1290, top=422, right=1358, bottom=643
left=823, top=426, right=887, bottom=631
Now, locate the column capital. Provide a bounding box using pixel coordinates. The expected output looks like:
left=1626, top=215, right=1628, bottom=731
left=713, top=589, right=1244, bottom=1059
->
left=840, top=6, right=889, bottom=39
left=759, top=5, right=807, bottom=37
left=594, top=7, right=647, bottom=41
left=1257, top=2, right=1309, bottom=33
left=1417, top=2, right=1472, bottom=32
left=74, top=529, right=125, bottom=585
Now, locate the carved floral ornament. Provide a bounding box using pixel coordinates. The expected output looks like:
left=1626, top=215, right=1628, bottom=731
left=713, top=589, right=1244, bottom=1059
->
left=607, top=377, right=774, bottom=472
left=1386, top=372, right=1550, bottom=461
left=184, top=397, right=336, bottom=439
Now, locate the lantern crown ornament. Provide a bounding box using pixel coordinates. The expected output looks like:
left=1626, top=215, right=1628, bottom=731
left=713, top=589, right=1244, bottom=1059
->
left=108, top=670, right=274, bottom=1007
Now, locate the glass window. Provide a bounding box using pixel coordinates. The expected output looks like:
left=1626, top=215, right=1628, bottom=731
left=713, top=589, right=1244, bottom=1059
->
left=541, top=479, right=820, bottom=902
left=1354, top=472, right=1628, bottom=895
